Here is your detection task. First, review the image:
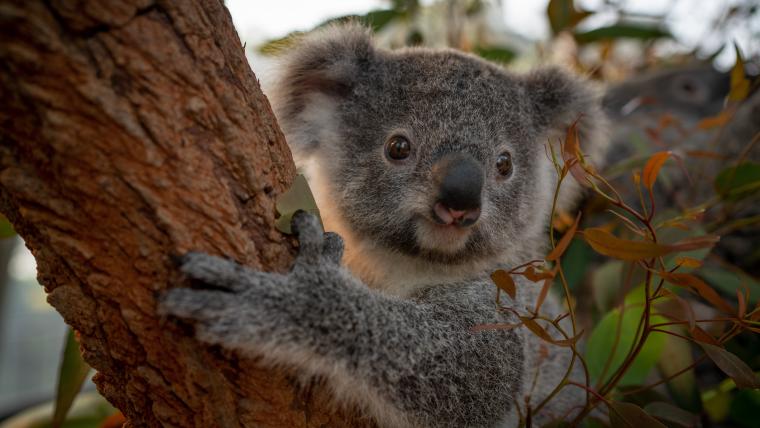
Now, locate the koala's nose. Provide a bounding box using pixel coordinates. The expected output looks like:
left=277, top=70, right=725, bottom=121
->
left=432, top=154, right=483, bottom=226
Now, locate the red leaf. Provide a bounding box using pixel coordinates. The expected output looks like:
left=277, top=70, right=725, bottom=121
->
left=670, top=235, right=720, bottom=252
left=608, top=401, right=667, bottom=428
left=534, top=266, right=559, bottom=314
left=697, top=110, right=733, bottom=129
left=546, top=212, right=581, bottom=261
left=562, top=120, right=589, bottom=186
left=700, top=343, right=760, bottom=389
left=737, top=289, right=747, bottom=319
left=659, top=272, right=734, bottom=314
left=644, top=402, right=699, bottom=428
left=583, top=228, right=671, bottom=261
left=491, top=269, right=516, bottom=300
left=519, top=316, right=581, bottom=347
left=522, top=265, right=555, bottom=282
left=656, top=289, right=696, bottom=330
left=690, top=325, right=720, bottom=346
left=674, top=256, right=703, bottom=269
left=642, top=151, right=671, bottom=192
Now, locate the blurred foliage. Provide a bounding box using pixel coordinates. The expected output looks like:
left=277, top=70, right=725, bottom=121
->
left=1, top=392, right=119, bottom=428
left=52, top=329, right=91, bottom=428
left=0, top=215, right=16, bottom=239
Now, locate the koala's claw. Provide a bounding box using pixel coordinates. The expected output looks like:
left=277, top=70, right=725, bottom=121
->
left=159, top=288, right=233, bottom=320
left=291, top=211, right=329, bottom=265
left=179, top=252, right=255, bottom=292
left=322, top=232, right=344, bottom=265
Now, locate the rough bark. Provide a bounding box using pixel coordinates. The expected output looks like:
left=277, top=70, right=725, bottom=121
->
left=0, top=1, right=370, bottom=426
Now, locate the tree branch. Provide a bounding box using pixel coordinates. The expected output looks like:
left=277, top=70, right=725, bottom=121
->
left=0, top=0, right=371, bottom=426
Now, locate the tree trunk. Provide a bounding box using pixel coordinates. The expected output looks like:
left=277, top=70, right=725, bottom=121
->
left=0, top=1, right=370, bottom=426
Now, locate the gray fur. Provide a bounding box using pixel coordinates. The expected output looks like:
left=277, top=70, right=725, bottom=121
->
left=161, top=24, right=609, bottom=427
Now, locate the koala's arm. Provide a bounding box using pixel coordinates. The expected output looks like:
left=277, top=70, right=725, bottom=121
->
left=160, top=213, right=523, bottom=428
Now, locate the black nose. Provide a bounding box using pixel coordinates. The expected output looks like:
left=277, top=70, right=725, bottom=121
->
left=432, top=154, right=483, bottom=226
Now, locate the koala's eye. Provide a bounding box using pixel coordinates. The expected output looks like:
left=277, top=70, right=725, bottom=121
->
left=496, top=152, right=513, bottom=177
left=385, top=136, right=411, bottom=161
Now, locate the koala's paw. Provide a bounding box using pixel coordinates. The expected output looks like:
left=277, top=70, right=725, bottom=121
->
left=290, top=210, right=344, bottom=267
left=159, top=212, right=346, bottom=352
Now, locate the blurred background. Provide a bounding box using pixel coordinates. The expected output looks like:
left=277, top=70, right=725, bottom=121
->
left=1, top=1, right=758, bottom=427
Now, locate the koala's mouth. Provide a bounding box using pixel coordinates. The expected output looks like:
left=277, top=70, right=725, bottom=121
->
left=431, top=202, right=481, bottom=227
left=414, top=214, right=475, bottom=254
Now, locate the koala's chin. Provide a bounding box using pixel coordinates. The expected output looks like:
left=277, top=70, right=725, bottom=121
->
left=414, top=218, right=473, bottom=254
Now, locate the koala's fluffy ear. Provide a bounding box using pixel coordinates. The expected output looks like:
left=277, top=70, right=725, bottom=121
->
left=270, top=25, right=374, bottom=156
left=523, top=67, right=610, bottom=209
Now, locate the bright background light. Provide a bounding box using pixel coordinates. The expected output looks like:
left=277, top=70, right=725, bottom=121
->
left=226, top=0, right=758, bottom=70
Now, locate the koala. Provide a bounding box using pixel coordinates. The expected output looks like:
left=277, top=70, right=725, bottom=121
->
left=161, top=24, right=608, bottom=427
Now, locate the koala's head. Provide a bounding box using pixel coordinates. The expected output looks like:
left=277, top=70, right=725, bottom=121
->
left=271, top=25, right=606, bottom=281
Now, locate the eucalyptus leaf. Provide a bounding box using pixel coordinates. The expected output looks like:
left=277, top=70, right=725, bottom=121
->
left=591, top=261, right=623, bottom=313
left=657, top=335, right=702, bottom=412
left=575, top=24, right=670, bottom=44
left=714, top=162, right=760, bottom=201
left=658, top=224, right=710, bottom=272
left=700, top=266, right=760, bottom=305
left=0, top=215, right=15, bottom=238
left=257, top=31, right=305, bottom=55
left=547, top=0, right=593, bottom=34
left=644, top=401, right=699, bottom=427
left=314, top=9, right=402, bottom=32
left=608, top=401, right=667, bottom=428
left=586, top=286, right=667, bottom=386
left=52, top=328, right=91, bottom=428
left=275, top=174, right=321, bottom=234
left=473, top=46, right=516, bottom=64
left=730, top=389, right=760, bottom=428
left=728, top=44, right=750, bottom=102
left=700, top=343, right=760, bottom=389
left=1, top=391, right=115, bottom=428
left=560, top=238, right=593, bottom=292
left=702, top=378, right=735, bottom=422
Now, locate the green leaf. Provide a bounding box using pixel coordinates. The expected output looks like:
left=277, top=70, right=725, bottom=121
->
left=315, top=9, right=402, bottom=32
left=575, top=24, right=670, bottom=44
left=644, top=401, right=699, bottom=427
left=657, top=336, right=702, bottom=412
left=275, top=174, right=321, bottom=234
left=258, top=9, right=401, bottom=56
left=714, top=162, right=760, bottom=201
left=608, top=401, right=667, bottom=428
left=361, top=9, right=402, bottom=31
left=561, top=238, right=593, bottom=292
left=473, top=46, right=516, bottom=64
left=258, top=32, right=305, bottom=55
left=590, top=261, right=623, bottom=313
left=658, top=225, right=710, bottom=273
left=728, top=44, right=750, bottom=102
left=700, top=266, right=760, bottom=305
left=547, top=0, right=593, bottom=34
left=52, top=328, right=91, bottom=428
left=3, top=391, right=116, bottom=428
left=700, top=343, right=760, bottom=389
left=0, top=214, right=15, bottom=238
left=702, top=378, right=735, bottom=422
left=730, top=389, right=760, bottom=428
left=586, top=287, right=667, bottom=386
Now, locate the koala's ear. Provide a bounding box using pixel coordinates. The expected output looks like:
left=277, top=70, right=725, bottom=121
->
left=271, top=24, right=374, bottom=123
left=523, top=67, right=610, bottom=209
